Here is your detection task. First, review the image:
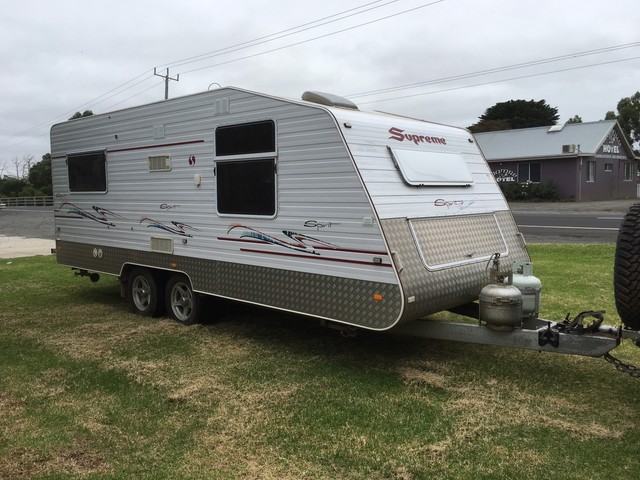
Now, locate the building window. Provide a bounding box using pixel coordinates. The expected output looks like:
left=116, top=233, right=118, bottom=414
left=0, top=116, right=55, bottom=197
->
left=517, top=163, right=540, bottom=183
left=586, top=161, right=596, bottom=182
left=623, top=162, right=634, bottom=181
left=215, top=120, right=277, bottom=216
left=604, top=163, right=613, bottom=172
left=67, top=151, right=107, bottom=192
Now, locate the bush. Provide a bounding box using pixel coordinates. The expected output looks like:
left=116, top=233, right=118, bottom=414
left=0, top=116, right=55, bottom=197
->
left=501, top=180, right=560, bottom=201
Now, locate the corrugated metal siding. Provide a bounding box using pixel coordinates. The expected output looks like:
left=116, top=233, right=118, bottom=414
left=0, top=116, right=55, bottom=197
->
left=330, top=109, right=509, bottom=219
left=474, top=121, right=619, bottom=161
left=51, top=88, right=396, bottom=285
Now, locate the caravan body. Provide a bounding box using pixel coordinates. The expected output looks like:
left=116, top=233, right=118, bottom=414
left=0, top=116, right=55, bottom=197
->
left=51, top=87, right=529, bottom=329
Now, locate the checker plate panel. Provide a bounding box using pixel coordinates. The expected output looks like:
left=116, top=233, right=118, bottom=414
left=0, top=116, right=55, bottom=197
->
left=55, top=240, right=403, bottom=330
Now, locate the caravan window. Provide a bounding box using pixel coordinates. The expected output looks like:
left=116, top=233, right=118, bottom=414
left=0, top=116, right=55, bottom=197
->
left=67, top=151, right=107, bottom=192
left=215, top=120, right=277, bottom=216
left=216, top=120, right=275, bottom=156
left=216, top=159, right=276, bottom=216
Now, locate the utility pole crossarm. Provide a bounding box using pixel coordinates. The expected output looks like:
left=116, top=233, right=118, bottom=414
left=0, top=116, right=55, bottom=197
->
left=153, top=67, right=180, bottom=100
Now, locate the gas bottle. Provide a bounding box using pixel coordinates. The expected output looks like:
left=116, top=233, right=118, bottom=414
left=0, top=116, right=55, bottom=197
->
left=511, top=262, right=542, bottom=319
left=479, top=281, right=523, bottom=331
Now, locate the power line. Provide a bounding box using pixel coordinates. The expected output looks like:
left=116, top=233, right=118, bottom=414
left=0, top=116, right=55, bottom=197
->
left=179, top=0, right=447, bottom=75
left=346, top=42, right=640, bottom=98
left=0, top=70, right=156, bottom=151
left=2, top=0, right=635, bottom=157
left=356, top=56, right=640, bottom=105
left=158, top=0, right=398, bottom=71
left=0, top=0, right=408, bottom=150
left=100, top=80, right=166, bottom=111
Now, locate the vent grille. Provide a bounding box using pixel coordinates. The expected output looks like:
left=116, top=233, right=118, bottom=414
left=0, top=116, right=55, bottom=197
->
left=148, top=155, right=172, bottom=172
left=150, top=237, right=174, bottom=254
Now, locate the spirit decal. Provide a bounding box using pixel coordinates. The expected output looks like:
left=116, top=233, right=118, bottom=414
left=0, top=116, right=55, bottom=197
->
left=434, top=199, right=475, bottom=211
left=224, top=224, right=338, bottom=255
left=56, top=201, right=199, bottom=237
left=139, top=217, right=201, bottom=237
left=219, top=224, right=391, bottom=267
left=58, top=202, right=124, bottom=227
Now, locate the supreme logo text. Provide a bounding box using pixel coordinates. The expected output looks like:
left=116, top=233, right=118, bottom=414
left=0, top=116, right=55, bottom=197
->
left=388, top=127, right=446, bottom=145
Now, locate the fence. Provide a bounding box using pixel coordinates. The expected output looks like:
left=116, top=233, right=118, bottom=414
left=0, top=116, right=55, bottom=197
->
left=0, top=196, right=54, bottom=207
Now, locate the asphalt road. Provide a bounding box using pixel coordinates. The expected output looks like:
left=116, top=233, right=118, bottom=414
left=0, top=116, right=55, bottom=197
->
left=0, top=206, right=55, bottom=239
left=509, top=199, right=637, bottom=244
left=512, top=211, right=624, bottom=244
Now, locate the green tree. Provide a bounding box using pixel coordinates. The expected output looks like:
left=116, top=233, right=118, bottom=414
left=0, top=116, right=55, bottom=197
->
left=28, top=153, right=52, bottom=195
left=469, top=99, right=559, bottom=133
left=616, top=92, right=640, bottom=148
left=69, top=110, right=93, bottom=120
left=604, top=111, right=617, bottom=120
left=0, top=177, right=27, bottom=197
left=566, top=115, right=582, bottom=124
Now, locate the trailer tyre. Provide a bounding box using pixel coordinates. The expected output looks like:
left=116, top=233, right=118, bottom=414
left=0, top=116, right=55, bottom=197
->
left=166, top=275, right=201, bottom=325
left=614, top=203, right=640, bottom=330
left=128, top=268, right=162, bottom=317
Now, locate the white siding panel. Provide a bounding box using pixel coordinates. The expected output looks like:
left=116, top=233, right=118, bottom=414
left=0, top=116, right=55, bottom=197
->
left=331, top=109, right=509, bottom=219
left=52, top=88, right=396, bottom=285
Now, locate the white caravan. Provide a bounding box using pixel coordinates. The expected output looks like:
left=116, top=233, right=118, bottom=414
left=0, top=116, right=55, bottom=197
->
left=51, top=87, right=640, bottom=359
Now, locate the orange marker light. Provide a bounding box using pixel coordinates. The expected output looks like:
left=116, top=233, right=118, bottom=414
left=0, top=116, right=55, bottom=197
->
left=373, top=294, right=383, bottom=301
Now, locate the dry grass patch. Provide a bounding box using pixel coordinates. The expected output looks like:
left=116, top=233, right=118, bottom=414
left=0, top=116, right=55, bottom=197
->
left=0, top=446, right=108, bottom=480
left=2, top=254, right=640, bottom=479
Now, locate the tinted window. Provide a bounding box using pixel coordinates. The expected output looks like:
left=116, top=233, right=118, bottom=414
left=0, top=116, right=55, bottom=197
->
left=517, top=163, right=530, bottom=182
left=216, top=159, right=276, bottom=215
left=529, top=163, right=541, bottom=182
left=216, top=121, right=275, bottom=156
left=68, top=151, right=106, bottom=192
left=517, top=163, right=540, bottom=183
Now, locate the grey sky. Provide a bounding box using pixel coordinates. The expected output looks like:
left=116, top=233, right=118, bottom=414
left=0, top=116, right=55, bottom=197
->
left=1, top=0, right=639, bottom=175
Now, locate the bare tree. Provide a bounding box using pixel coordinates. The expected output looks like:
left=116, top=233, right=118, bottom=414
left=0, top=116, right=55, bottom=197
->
left=11, top=156, right=22, bottom=178
left=22, top=154, right=34, bottom=179
left=9, top=154, right=34, bottom=179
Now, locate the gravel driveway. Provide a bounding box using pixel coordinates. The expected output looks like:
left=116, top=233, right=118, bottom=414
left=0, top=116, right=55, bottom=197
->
left=0, top=207, right=55, bottom=258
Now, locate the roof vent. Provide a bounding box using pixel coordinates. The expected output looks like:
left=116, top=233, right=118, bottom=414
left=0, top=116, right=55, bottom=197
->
left=562, top=144, right=576, bottom=154
left=302, top=91, right=358, bottom=110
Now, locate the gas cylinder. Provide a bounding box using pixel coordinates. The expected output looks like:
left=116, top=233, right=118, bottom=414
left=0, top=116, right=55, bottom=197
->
left=511, top=262, right=542, bottom=319
left=479, top=282, right=523, bottom=331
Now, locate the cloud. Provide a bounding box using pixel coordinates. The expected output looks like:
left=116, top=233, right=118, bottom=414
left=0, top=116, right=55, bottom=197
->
left=1, top=0, right=639, bottom=171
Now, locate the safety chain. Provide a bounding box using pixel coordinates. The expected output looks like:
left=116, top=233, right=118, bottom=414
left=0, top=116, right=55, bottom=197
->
left=603, top=352, right=640, bottom=378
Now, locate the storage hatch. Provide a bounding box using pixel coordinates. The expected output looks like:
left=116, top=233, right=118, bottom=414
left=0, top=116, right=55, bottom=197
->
left=409, top=214, right=508, bottom=271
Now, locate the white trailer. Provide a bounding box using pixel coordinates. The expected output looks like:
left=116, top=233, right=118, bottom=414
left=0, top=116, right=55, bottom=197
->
left=50, top=87, right=640, bottom=362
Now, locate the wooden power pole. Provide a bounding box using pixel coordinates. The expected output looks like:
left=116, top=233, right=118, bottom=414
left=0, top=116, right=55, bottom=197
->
left=154, top=67, right=180, bottom=100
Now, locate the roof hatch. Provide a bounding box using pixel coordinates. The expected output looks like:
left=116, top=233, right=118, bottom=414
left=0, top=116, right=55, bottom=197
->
left=302, top=91, right=359, bottom=110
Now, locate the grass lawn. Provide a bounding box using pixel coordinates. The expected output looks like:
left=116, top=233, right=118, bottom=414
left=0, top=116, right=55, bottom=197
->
left=0, top=245, right=639, bottom=479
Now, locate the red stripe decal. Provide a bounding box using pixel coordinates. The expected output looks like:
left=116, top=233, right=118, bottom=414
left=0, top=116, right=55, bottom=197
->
left=239, top=248, right=392, bottom=267
left=218, top=237, right=388, bottom=256
left=109, top=139, right=206, bottom=153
